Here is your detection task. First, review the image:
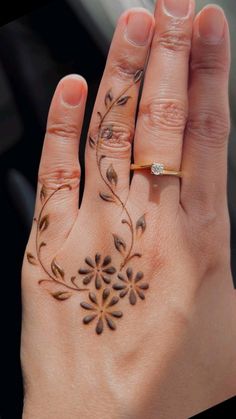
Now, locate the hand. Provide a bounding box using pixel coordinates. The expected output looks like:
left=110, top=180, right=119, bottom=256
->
left=21, top=1, right=236, bottom=418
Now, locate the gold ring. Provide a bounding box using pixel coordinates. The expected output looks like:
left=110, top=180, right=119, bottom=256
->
left=130, top=162, right=182, bottom=178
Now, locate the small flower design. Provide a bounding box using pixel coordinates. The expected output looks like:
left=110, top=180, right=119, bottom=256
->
left=80, top=289, right=123, bottom=334
left=78, top=254, right=116, bottom=289
left=113, top=268, right=149, bottom=305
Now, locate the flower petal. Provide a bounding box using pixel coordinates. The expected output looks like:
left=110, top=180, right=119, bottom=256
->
left=78, top=268, right=93, bottom=275
left=89, top=292, right=98, bottom=305
left=134, top=271, right=144, bottom=283
left=85, top=257, right=95, bottom=268
left=96, top=317, right=104, bottom=335
left=102, top=256, right=111, bottom=267
left=105, top=315, right=116, bottom=330
left=117, top=273, right=127, bottom=282
left=83, top=274, right=94, bottom=285
left=113, top=283, right=126, bottom=290
left=83, top=314, right=97, bottom=324
left=139, top=283, right=149, bottom=290
left=95, top=253, right=101, bottom=266
left=102, top=266, right=116, bottom=274
left=103, top=288, right=110, bottom=301
left=95, top=274, right=102, bottom=290
left=110, top=311, right=123, bottom=318
left=101, top=275, right=111, bottom=284
left=107, top=296, right=119, bottom=307
left=119, top=288, right=129, bottom=298
left=136, top=289, right=145, bottom=300
left=129, top=289, right=137, bottom=305
left=80, top=302, right=95, bottom=310
left=126, top=267, right=133, bottom=281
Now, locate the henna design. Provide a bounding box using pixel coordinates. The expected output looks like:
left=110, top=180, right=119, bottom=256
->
left=113, top=268, right=149, bottom=305
left=89, top=69, right=147, bottom=270
left=27, top=184, right=88, bottom=296
left=80, top=289, right=123, bottom=334
left=78, top=254, right=116, bottom=289
left=27, top=68, right=149, bottom=335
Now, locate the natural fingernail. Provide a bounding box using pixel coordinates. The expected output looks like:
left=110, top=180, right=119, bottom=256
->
left=198, top=6, right=225, bottom=44
left=163, top=0, right=190, bottom=18
left=126, top=11, right=153, bottom=46
left=61, top=75, right=84, bottom=107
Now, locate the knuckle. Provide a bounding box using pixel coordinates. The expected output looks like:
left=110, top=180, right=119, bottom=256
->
left=109, top=57, right=138, bottom=81
left=139, top=98, right=187, bottom=133
left=91, top=121, right=134, bottom=152
left=153, top=29, right=191, bottom=53
left=47, top=121, right=78, bottom=140
left=191, top=53, right=229, bottom=76
left=186, top=111, right=230, bottom=148
left=38, top=167, right=81, bottom=190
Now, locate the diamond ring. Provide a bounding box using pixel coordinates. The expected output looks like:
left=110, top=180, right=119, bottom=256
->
left=130, top=162, right=182, bottom=178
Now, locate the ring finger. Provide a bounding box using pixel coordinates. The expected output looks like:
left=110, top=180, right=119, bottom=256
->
left=132, top=0, right=195, bottom=209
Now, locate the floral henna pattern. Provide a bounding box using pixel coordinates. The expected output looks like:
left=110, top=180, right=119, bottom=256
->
left=78, top=254, right=116, bottom=289
left=27, top=184, right=88, bottom=297
left=27, top=68, right=150, bottom=334
left=113, top=268, right=149, bottom=305
left=81, top=289, right=123, bottom=334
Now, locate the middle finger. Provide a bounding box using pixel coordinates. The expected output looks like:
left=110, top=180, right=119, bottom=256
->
left=132, top=0, right=195, bottom=208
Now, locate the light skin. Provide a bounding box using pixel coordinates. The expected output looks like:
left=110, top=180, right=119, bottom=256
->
left=21, top=0, right=236, bottom=418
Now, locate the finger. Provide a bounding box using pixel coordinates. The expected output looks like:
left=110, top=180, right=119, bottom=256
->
left=181, top=5, right=230, bottom=214
left=83, top=9, right=155, bottom=209
left=34, top=75, right=87, bottom=256
left=131, top=0, right=195, bottom=208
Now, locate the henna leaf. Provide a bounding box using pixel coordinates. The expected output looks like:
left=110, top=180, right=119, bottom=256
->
left=122, top=219, right=131, bottom=229
left=113, top=234, right=126, bottom=253
left=40, top=185, right=47, bottom=202
left=101, top=126, right=113, bottom=139
left=134, top=69, right=143, bottom=84
left=39, top=242, right=46, bottom=251
left=127, top=253, right=142, bottom=263
left=99, top=192, right=115, bottom=203
left=89, top=136, right=96, bottom=149
left=136, top=214, right=146, bottom=235
left=97, top=111, right=102, bottom=120
left=116, top=96, right=131, bottom=106
left=51, top=258, right=65, bottom=281
left=105, top=89, right=113, bottom=107
left=106, top=164, right=118, bottom=186
left=51, top=291, right=72, bottom=301
left=26, top=252, right=37, bottom=265
left=39, top=215, right=49, bottom=232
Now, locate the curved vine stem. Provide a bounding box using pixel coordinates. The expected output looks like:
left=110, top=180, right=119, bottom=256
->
left=95, top=80, right=138, bottom=270
left=36, top=184, right=88, bottom=292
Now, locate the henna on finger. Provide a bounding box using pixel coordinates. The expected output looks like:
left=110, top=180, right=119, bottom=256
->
left=26, top=73, right=150, bottom=335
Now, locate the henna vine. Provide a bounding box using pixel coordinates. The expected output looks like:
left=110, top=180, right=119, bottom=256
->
left=27, top=184, right=88, bottom=299
left=27, top=68, right=149, bottom=335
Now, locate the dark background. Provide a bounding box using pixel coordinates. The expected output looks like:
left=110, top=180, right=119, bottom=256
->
left=0, top=1, right=105, bottom=417
left=0, top=1, right=235, bottom=418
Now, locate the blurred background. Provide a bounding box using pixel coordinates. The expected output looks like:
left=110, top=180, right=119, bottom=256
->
left=0, top=0, right=235, bottom=417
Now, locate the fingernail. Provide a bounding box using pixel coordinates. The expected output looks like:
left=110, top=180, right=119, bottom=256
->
left=163, top=0, right=190, bottom=18
left=126, top=11, right=153, bottom=46
left=61, top=75, right=84, bottom=107
left=198, top=6, right=225, bottom=44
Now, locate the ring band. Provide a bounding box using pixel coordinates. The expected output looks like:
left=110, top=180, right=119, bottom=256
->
left=130, top=162, right=182, bottom=178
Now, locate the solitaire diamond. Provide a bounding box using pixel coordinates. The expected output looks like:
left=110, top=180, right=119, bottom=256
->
left=151, top=163, right=165, bottom=176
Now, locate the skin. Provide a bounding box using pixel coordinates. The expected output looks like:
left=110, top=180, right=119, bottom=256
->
left=21, top=0, right=236, bottom=418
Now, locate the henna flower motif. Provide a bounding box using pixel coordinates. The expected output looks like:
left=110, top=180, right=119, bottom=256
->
left=80, top=289, right=123, bottom=334
left=78, top=254, right=116, bottom=289
left=113, top=268, right=149, bottom=305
